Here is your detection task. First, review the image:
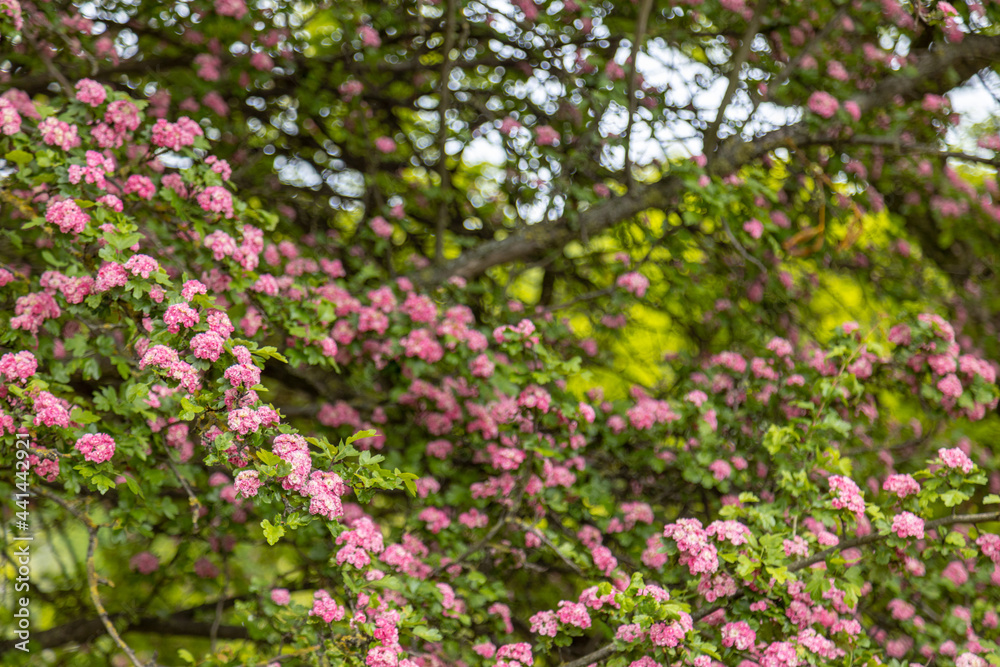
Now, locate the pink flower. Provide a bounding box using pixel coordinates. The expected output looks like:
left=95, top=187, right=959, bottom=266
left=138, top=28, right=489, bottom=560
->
left=721, top=621, right=756, bottom=651
left=370, top=216, right=393, bottom=238
left=234, top=470, right=262, bottom=498
left=124, top=254, right=159, bottom=278
left=616, top=271, right=650, bottom=297
left=743, top=218, right=764, bottom=239
left=844, top=100, right=861, bottom=122
left=164, top=303, right=200, bottom=333
left=529, top=610, right=558, bottom=637
left=124, top=175, right=156, bottom=200
left=0, top=351, right=38, bottom=381
left=375, top=136, right=396, bottom=153
left=828, top=475, right=865, bottom=515
left=75, top=433, right=116, bottom=463
left=807, top=91, right=839, bottom=119
left=197, top=186, right=235, bottom=218
left=0, top=98, right=22, bottom=135
left=358, top=25, right=382, bottom=47
left=75, top=79, right=107, bottom=106
left=938, top=447, right=974, bottom=474
left=46, top=199, right=90, bottom=234
left=882, top=474, right=919, bottom=498
left=937, top=373, right=963, bottom=398
left=215, top=0, right=248, bottom=19
left=38, top=117, right=81, bottom=151
left=151, top=117, right=203, bottom=151
left=978, top=533, right=1000, bottom=564
left=270, top=588, right=290, bottom=605
left=129, top=551, right=159, bottom=574
left=891, top=511, right=924, bottom=539
left=535, top=125, right=560, bottom=146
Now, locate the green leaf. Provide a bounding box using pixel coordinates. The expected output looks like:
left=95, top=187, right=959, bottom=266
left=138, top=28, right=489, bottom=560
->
left=262, top=519, right=285, bottom=546
left=940, top=490, right=969, bottom=508
left=177, top=648, right=195, bottom=664
left=5, top=149, right=33, bottom=166
left=124, top=476, right=144, bottom=498
left=347, top=429, right=377, bottom=445
left=257, top=450, right=281, bottom=466
left=985, top=494, right=1000, bottom=505
left=71, top=408, right=101, bottom=424
left=412, top=626, right=443, bottom=642
left=92, top=475, right=115, bottom=494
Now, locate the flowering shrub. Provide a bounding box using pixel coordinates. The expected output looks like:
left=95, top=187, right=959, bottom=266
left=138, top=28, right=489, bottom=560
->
left=3, top=2, right=1000, bottom=667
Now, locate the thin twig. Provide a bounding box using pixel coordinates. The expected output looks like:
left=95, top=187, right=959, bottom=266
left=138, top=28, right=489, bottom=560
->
left=704, top=0, right=769, bottom=156
left=435, top=0, right=459, bottom=265
left=720, top=216, right=768, bottom=274
left=624, top=0, right=655, bottom=190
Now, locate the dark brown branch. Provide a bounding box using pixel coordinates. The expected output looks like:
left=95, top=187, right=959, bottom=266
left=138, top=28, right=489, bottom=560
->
left=703, top=0, right=769, bottom=156
left=421, top=33, right=1000, bottom=286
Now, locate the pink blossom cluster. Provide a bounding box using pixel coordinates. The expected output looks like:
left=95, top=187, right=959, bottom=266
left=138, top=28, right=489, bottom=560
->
left=164, top=303, right=200, bottom=333
left=0, top=351, right=37, bottom=381
left=46, top=199, right=90, bottom=234
left=75, top=79, right=107, bottom=106
left=138, top=344, right=202, bottom=393
left=305, top=470, right=348, bottom=519
left=808, top=91, right=839, bottom=119
left=556, top=601, right=591, bottom=628
left=616, top=271, right=650, bottom=297
left=95, top=262, right=129, bottom=292
left=882, top=473, right=919, bottom=498
left=39, top=270, right=93, bottom=305
left=125, top=254, right=160, bottom=278
left=308, top=589, right=345, bottom=623
left=828, top=475, right=865, bottom=515
left=937, top=447, right=974, bottom=474
left=226, top=405, right=280, bottom=436
left=32, top=391, right=72, bottom=428
left=535, top=125, right=559, bottom=146
left=977, top=533, right=1000, bottom=564
left=891, top=511, right=924, bottom=539
left=760, top=641, right=800, bottom=667
left=75, top=433, right=116, bottom=463
left=336, top=516, right=384, bottom=568
left=129, top=551, right=159, bottom=574
left=649, top=612, right=693, bottom=648
left=697, top=571, right=737, bottom=602
left=11, top=292, right=61, bottom=334
left=68, top=150, right=115, bottom=188
left=234, top=470, right=261, bottom=497
left=721, top=621, right=756, bottom=650
left=0, top=98, right=21, bottom=135
left=124, top=174, right=156, bottom=200
left=38, top=117, right=81, bottom=151
left=196, top=186, right=235, bottom=218
left=151, top=116, right=203, bottom=151
left=495, top=642, right=533, bottom=667
left=705, top=519, right=751, bottom=545
left=797, top=629, right=844, bottom=660
left=663, top=518, right=718, bottom=574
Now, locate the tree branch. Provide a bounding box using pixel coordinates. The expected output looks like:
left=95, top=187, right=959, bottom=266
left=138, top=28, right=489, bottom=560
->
left=624, top=0, right=655, bottom=190
left=421, top=33, right=1000, bottom=286
left=704, top=0, right=769, bottom=156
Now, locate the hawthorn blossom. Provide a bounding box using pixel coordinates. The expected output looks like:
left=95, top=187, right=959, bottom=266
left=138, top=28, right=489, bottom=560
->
left=883, top=473, right=919, bottom=498
left=75, top=433, right=116, bottom=463
left=938, top=447, right=974, bottom=474
left=808, top=91, right=839, bottom=119
left=46, top=199, right=90, bottom=234
left=828, top=475, right=865, bottom=515
left=891, top=512, right=925, bottom=539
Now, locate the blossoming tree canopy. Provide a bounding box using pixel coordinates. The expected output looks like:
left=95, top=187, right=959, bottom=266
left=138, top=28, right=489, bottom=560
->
left=3, top=0, right=1000, bottom=666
